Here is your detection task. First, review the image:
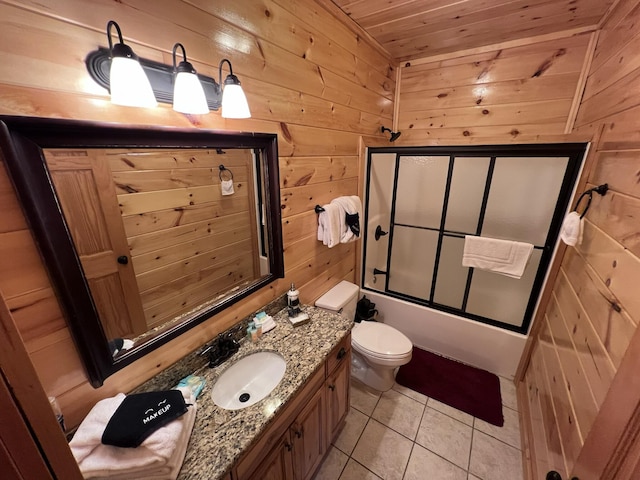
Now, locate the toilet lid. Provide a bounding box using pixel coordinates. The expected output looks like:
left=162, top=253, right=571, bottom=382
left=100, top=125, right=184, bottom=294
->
left=352, top=322, right=413, bottom=358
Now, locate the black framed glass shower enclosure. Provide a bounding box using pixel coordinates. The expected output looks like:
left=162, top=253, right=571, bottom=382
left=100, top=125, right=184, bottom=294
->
left=361, top=144, right=586, bottom=334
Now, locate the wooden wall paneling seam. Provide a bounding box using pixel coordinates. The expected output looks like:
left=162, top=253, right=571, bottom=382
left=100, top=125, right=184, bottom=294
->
left=388, top=4, right=603, bottom=61
left=368, top=0, right=601, bottom=47
left=534, top=339, right=569, bottom=477
left=572, top=296, right=640, bottom=479
left=176, top=0, right=394, bottom=83
left=565, top=31, right=600, bottom=133
left=7, top=0, right=397, bottom=99
left=0, top=3, right=393, bottom=126
left=539, top=320, right=583, bottom=470
left=577, top=220, right=640, bottom=325
left=361, top=0, right=558, bottom=35
left=392, top=65, right=402, bottom=133
left=582, top=31, right=640, bottom=103
left=405, top=27, right=597, bottom=68
left=515, top=124, right=603, bottom=382
left=545, top=292, right=598, bottom=438
left=516, top=378, right=536, bottom=480
left=311, top=0, right=395, bottom=65
left=0, top=289, right=83, bottom=479
left=591, top=0, right=640, bottom=74
left=598, top=0, right=639, bottom=30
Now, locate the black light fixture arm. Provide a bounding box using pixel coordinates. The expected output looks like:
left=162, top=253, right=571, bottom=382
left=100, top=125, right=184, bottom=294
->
left=219, top=58, right=241, bottom=87
left=106, top=21, right=136, bottom=61
left=106, top=20, right=123, bottom=53
left=172, top=43, right=187, bottom=71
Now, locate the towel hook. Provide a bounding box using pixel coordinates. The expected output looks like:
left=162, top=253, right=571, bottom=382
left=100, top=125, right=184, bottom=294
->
left=314, top=205, right=325, bottom=213
left=574, top=183, right=608, bottom=219
left=219, top=164, right=234, bottom=182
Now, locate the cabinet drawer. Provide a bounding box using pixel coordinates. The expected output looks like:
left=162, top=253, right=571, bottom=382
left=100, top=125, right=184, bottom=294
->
left=326, top=333, right=351, bottom=376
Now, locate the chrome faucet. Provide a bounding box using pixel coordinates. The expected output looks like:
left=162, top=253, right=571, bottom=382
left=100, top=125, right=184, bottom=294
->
left=202, top=332, right=240, bottom=368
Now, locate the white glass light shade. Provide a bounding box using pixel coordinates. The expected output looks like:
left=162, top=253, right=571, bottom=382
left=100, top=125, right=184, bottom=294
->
left=173, top=71, right=209, bottom=114
left=109, top=56, right=157, bottom=108
left=221, top=84, right=251, bottom=119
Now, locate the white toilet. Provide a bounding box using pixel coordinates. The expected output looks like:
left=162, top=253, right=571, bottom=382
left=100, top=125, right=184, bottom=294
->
left=315, top=281, right=413, bottom=391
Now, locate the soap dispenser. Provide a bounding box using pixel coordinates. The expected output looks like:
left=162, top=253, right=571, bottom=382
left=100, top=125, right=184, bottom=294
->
left=287, top=282, right=310, bottom=326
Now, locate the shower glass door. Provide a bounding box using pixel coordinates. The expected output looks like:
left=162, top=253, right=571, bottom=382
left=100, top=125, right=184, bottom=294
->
left=362, top=144, right=585, bottom=333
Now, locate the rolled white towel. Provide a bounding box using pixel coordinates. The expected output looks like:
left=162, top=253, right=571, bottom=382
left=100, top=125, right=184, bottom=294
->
left=317, top=203, right=341, bottom=248
left=330, top=195, right=363, bottom=243
left=560, top=211, right=583, bottom=246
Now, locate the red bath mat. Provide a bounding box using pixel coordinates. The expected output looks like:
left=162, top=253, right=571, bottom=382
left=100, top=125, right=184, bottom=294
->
left=396, top=347, right=504, bottom=426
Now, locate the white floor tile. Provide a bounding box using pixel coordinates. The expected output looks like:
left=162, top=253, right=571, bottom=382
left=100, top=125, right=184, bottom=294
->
left=404, top=444, right=467, bottom=480
left=469, top=430, right=523, bottom=480
left=351, top=419, right=413, bottom=480
left=427, top=398, right=474, bottom=426
left=474, top=404, right=521, bottom=449
left=499, top=376, right=519, bottom=412
left=339, top=459, right=382, bottom=480
left=372, top=389, right=425, bottom=440
left=313, top=446, right=348, bottom=480
left=416, top=407, right=473, bottom=470
left=333, top=407, right=369, bottom=455
left=392, top=382, right=428, bottom=404
left=351, top=379, right=382, bottom=416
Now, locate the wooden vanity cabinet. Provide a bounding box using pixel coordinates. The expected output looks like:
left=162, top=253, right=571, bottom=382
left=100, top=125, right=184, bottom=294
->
left=325, top=345, right=350, bottom=443
left=233, top=333, right=351, bottom=480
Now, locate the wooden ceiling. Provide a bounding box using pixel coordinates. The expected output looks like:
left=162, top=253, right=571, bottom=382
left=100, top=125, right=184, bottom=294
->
left=330, top=0, right=617, bottom=61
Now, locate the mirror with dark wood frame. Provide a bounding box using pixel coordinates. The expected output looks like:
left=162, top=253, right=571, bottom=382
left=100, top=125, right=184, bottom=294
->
left=0, top=116, right=284, bottom=387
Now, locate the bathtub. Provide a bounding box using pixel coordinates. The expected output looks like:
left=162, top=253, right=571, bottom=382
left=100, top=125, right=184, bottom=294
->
left=361, top=288, right=527, bottom=379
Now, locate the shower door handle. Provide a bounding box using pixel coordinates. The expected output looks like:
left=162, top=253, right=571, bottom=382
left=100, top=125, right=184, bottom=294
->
left=373, top=268, right=387, bottom=276
left=375, top=225, right=388, bottom=241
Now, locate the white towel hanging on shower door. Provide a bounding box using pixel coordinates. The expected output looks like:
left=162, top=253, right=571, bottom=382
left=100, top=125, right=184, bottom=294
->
left=462, top=235, right=533, bottom=279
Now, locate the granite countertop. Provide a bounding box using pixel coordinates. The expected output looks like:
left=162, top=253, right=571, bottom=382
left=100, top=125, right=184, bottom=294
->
left=177, top=305, right=353, bottom=480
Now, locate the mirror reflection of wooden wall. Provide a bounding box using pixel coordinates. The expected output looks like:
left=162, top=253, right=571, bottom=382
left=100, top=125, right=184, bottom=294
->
left=44, top=148, right=260, bottom=341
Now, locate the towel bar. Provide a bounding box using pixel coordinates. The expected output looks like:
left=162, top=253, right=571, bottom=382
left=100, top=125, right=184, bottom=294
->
left=575, top=183, right=608, bottom=219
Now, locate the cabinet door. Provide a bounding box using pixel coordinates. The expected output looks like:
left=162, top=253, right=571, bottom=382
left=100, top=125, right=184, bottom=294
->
left=292, top=387, right=326, bottom=480
left=246, top=431, right=294, bottom=480
left=327, top=348, right=351, bottom=443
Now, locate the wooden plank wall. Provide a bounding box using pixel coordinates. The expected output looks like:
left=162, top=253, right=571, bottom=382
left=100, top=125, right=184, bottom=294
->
left=0, top=0, right=393, bottom=428
left=396, top=32, right=593, bottom=143
left=519, top=0, right=640, bottom=478
left=110, top=148, right=259, bottom=330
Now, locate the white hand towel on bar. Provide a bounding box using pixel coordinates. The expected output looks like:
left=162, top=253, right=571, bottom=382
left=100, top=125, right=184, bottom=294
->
left=560, top=211, right=583, bottom=246
left=317, top=203, right=341, bottom=248
left=70, top=389, right=196, bottom=480
left=462, top=235, right=534, bottom=279
left=330, top=195, right=363, bottom=244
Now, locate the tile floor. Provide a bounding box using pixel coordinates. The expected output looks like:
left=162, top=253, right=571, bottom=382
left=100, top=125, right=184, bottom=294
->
left=313, top=376, right=523, bottom=480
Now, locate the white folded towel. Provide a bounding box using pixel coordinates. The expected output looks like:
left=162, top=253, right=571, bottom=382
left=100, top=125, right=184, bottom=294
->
left=317, top=203, right=342, bottom=248
left=560, top=211, right=583, bottom=246
left=462, top=235, right=534, bottom=279
left=70, top=390, right=196, bottom=480
left=330, top=195, right=363, bottom=244
left=221, top=179, right=235, bottom=196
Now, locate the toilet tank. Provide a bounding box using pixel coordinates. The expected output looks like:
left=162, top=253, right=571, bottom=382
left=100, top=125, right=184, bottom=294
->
left=315, top=280, right=360, bottom=321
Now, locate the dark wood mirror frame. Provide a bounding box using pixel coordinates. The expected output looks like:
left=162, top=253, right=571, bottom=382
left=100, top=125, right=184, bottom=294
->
left=0, top=116, right=284, bottom=387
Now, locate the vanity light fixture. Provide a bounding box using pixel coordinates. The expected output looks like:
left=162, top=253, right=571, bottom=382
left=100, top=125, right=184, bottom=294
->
left=106, top=21, right=157, bottom=108
left=219, top=59, right=251, bottom=119
left=172, top=43, right=209, bottom=115
left=86, top=24, right=251, bottom=118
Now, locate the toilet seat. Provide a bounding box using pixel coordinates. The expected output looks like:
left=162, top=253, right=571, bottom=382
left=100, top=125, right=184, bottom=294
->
left=352, top=322, right=413, bottom=360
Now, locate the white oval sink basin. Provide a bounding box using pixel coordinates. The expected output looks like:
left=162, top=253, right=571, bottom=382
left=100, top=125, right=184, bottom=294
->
left=211, top=351, right=286, bottom=410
